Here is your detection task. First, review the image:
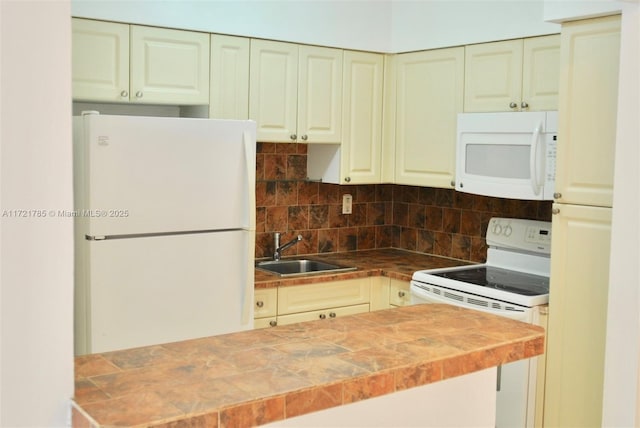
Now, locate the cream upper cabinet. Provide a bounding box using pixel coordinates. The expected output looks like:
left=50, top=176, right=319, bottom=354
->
left=554, top=16, right=621, bottom=208
left=209, top=35, right=250, bottom=119
left=340, top=51, right=384, bottom=184
left=394, top=47, right=464, bottom=188
left=544, top=203, right=612, bottom=427
left=130, top=25, right=209, bottom=105
left=72, top=18, right=129, bottom=102
left=72, top=19, right=210, bottom=105
left=464, top=35, right=559, bottom=112
left=249, top=40, right=342, bottom=143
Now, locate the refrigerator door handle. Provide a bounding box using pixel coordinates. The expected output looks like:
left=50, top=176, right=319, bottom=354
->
left=243, top=130, right=256, bottom=231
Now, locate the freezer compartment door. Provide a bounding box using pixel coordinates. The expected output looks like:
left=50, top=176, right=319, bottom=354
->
left=82, top=230, right=253, bottom=354
left=75, top=114, right=256, bottom=236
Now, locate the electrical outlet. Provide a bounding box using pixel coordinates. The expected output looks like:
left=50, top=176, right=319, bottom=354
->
left=342, top=194, right=353, bottom=214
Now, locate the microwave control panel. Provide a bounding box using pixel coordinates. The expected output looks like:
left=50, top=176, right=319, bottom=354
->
left=486, top=217, right=552, bottom=254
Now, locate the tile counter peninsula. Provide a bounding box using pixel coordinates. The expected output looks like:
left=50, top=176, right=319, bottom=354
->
left=73, top=304, right=544, bottom=427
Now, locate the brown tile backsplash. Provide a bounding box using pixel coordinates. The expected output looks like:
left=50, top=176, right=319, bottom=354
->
left=255, top=143, right=552, bottom=263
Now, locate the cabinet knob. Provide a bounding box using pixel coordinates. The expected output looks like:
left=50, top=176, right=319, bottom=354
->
left=269, top=320, right=277, bottom=327
left=256, top=301, right=264, bottom=308
left=344, top=177, right=351, bottom=183
left=319, top=313, right=327, bottom=319
left=120, top=90, right=128, bottom=98
left=553, top=192, right=562, bottom=199
left=329, top=312, right=336, bottom=318
left=398, top=291, right=406, bottom=298
left=521, top=101, right=529, bottom=109
left=290, top=134, right=297, bottom=141
left=135, top=91, right=143, bottom=98
left=552, top=208, right=560, bottom=215
left=450, top=180, right=455, bottom=187
left=509, top=102, right=518, bottom=109
left=301, top=135, right=308, bottom=141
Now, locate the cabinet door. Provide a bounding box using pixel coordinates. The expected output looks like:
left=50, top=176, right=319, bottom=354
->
left=249, top=40, right=298, bottom=142
left=555, top=16, right=621, bottom=207
left=254, top=288, right=277, bottom=319
left=544, top=203, right=612, bottom=427
left=464, top=39, right=523, bottom=112
left=130, top=25, right=210, bottom=105
left=340, top=51, right=384, bottom=184
left=278, top=278, right=371, bottom=315
left=395, top=47, right=464, bottom=188
left=72, top=18, right=129, bottom=102
left=298, top=46, right=343, bottom=143
left=389, top=279, right=411, bottom=307
left=277, top=303, right=370, bottom=326
left=521, top=35, right=560, bottom=111
left=209, top=35, right=250, bottom=119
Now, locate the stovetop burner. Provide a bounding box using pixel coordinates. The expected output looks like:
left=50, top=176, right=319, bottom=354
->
left=431, top=265, right=549, bottom=296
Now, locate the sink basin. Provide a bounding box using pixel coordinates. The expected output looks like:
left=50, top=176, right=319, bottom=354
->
left=256, top=259, right=357, bottom=277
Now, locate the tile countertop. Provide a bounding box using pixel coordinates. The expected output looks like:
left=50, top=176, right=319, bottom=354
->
left=73, top=304, right=545, bottom=428
left=254, top=248, right=472, bottom=288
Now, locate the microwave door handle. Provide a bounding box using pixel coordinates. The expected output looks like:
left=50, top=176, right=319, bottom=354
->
left=529, top=122, right=542, bottom=195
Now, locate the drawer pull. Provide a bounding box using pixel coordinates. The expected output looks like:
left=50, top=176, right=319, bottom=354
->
left=319, top=313, right=326, bottom=319
left=256, top=301, right=264, bottom=308
left=269, top=320, right=277, bottom=327
left=398, top=291, right=406, bottom=298
left=329, top=312, right=336, bottom=318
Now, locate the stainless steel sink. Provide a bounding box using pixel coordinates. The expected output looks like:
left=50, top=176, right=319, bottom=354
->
left=256, top=259, right=357, bottom=277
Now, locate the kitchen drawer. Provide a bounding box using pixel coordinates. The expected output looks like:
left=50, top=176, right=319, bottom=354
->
left=277, top=304, right=370, bottom=326
left=254, top=288, right=277, bottom=319
left=389, top=279, right=411, bottom=306
left=277, top=278, right=371, bottom=315
left=253, top=317, right=277, bottom=329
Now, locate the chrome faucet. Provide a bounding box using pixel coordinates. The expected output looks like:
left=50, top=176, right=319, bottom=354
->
left=273, top=233, right=302, bottom=261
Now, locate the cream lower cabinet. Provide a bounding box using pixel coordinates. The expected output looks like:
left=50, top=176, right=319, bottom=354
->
left=307, top=51, right=384, bottom=184
left=72, top=18, right=210, bottom=105
left=464, top=35, right=560, bottom=112
left=253, top=288, right=278, bottom=329
left=249, top=40, right=342, bottom=143
left=276, top=278, right=371, bottom=326
left=544, top=203, right=612, bottom=427
left=394, top=47, right=464, bottom=188
left=554, top=15, right=621, bottom=208
left=389, top=278, right=411, bottom=307
left=209, top=35, right=250, bottom=119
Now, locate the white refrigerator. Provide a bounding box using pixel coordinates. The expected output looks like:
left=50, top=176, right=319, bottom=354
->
left=73, top=112, right=256, bottom=355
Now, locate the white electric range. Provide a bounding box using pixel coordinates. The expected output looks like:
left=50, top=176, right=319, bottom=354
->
left=410, top=217, right=552, bottom=428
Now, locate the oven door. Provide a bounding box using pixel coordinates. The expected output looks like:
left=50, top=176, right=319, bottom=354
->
left=410, top=280, right=537, bottom=428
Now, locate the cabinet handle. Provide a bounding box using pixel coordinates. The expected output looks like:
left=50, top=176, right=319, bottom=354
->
left=521, top=101, right=529, bottom=109
left=120, top=90, right=128, bottom=98
left=509, top=102, right=518, bottom=109
left=398, top=291, right=406, bottom=298
left=256, top=301, right=264, bottom=308
left=329, top=312, right=336, bottom=318
left=450, top=180, right=455, bottom=187
left=344, top=177, right=351, bottom=183
left=290, top=134, right=297, bottom=141
left=269, top=320, right=277, bottom=327
left=319, top=313, right=326, bottom=319
left=135, top=91, right=143, bottom=98
left=301, top=135, right=308, bottom=141
left=553, top=192, right=562, bottom=199
left=552, top=208, right=560, bottom=215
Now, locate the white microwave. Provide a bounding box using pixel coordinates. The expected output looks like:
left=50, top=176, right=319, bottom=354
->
left=455, top=111, right=558, bottom=200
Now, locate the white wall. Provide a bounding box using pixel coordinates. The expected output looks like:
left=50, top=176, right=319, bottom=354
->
left=71, top=0, right=393, bottom=51
left=603, top=3, right=640, bottom=426
left=0, top=1, right=74, bottom=426
left=70, top=0, right=560, bottom=53
left=391, top=1, right=559, bottom=52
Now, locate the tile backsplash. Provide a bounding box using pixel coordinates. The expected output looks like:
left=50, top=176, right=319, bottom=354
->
left=255, top=143, right=551, bottom=263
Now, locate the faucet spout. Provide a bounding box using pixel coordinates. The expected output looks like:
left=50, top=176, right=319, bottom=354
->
left=273, top=233, right=303, bottom=261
